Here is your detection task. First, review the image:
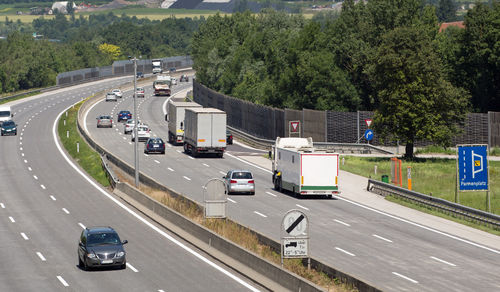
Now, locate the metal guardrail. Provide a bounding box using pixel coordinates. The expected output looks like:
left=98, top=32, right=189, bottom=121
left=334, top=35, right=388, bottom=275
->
left=101, top=154, right=119, bottom=188
left=367, top=179, right=500, bottom=229
left=228, top=126, right=393, bottom=154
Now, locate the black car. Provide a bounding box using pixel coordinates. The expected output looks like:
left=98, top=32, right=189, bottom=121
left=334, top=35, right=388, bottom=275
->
left=136, top=72, right=144, bottom=78
left=78, top=226, right=127, bottom=271
left=144, top=137, right=165, bottom=154
left=226, top=130, right=233, bottom=145
left=118, top=110, right=132, bottom=122
left=0, top=120, right=17, bottom=136
left=169, top=67, right=176, bottom=72
left=179, top=74, right=189, bottom=82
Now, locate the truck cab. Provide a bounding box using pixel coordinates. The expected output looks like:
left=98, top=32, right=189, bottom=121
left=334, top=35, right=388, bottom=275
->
left=0, top=105, right=13, bottom=125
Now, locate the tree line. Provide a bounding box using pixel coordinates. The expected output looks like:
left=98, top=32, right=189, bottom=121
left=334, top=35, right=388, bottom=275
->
left=191, top=1, right=500, bottom=157
left=0, top=12, right=202, bottom=93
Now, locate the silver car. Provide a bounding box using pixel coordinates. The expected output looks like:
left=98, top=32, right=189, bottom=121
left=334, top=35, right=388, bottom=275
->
left=136, top=87, right=145, bottom=98
left=97, top=115, right=113, bottom=128
left=223, top=170, right=255, bottom=195
left=131, top=124, right=151, bottom=142
left=105, top=92, right=117, bottom=102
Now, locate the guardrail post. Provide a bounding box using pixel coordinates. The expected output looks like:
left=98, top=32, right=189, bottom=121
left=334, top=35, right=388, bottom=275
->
left=77, top=142, right=79, bottom=153
left=63, top=120, right=66, bottom=126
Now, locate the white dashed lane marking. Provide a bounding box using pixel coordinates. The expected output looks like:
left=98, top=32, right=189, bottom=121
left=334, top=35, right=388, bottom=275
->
left=126, top=263, right=139, bottom=272
left=37, top=252, right=46, bottom=261
left=57, top=276, right=69, bottom=287
left=430, top=256, right=456, bottom=267
left=265, top=191, right=277, bottom=197
left=227, top=198, right=237, bottom=203
left=335, top=247, right=355, bottom=257
left=392, top=272, right=418, bottom=284
left=20, top=233, right=29, bottom=240
left=78, top=223, right=86, bottom=229
left=334, top=219, right=350, bottom=227
left=9, top=216, right=15, bottom=223
left=253, top=211, right=267, bottom=218
left=373, top=234, right=393, bottom=243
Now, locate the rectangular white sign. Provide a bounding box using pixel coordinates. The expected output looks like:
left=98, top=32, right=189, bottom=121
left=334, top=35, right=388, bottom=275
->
left=283, top=238, right=308, bottom=258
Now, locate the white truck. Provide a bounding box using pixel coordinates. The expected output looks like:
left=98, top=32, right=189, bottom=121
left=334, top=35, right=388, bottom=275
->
left=166, top=100, right=202, bottom=145
left=183, top=107, right=226, bottom=157
left=272, top=137, right=339, bottom=197
left=153, top=75, right=171, bottom=96
left=152, top=59, right=162, bottom=74
left=0, top=105, right=13, bottom=125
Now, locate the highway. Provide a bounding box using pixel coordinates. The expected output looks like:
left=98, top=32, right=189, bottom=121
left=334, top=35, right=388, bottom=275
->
left=0, top=78, right=266, bottom=291
left=84, top=77, right=500, bottom=292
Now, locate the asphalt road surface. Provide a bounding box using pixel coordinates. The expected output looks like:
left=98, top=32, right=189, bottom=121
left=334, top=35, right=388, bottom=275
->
left=85, top=78, right=500, bottom=292
left=0, top=77, right=266, bottom=292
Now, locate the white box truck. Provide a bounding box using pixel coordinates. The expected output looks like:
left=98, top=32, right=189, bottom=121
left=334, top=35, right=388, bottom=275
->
left=0, top=105, right=13, bottom=125
left=153, top=75, right=171, bottom=96
left=272, top=137, right=339, bottom=197
left=152, top=59, right=162, bottom=74
left=183, top=107, right=226, bottom=157
left=166, top=100, right=202, bottom=145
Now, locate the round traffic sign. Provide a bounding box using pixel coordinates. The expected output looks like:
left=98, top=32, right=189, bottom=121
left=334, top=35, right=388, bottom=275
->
left=364, top=129, right=374, bottom=141
left=282, top=210, right=308, bottom=236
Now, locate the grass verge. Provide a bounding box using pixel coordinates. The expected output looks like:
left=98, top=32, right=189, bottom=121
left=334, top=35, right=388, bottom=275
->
left=59, top=95, right=357, bottom=291
left=57, top=98, right=110, bottom=187
left=340, top=156, right=500, bottom=233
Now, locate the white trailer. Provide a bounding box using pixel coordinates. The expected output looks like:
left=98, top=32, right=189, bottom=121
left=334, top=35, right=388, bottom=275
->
left=183, top=107, right=226, bottom=157
left=166, top=100, right=202, bottom=145
left=272, top=137, right=339, bottom=197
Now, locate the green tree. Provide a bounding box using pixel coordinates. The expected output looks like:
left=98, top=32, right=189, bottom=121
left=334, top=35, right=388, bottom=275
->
left=437, top=0, right=457, bottom=22
left=368, top=26, right=469, bottom=158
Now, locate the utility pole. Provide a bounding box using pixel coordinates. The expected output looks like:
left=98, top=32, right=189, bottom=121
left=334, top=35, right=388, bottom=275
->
left=131, top=56, right=139, bottom=187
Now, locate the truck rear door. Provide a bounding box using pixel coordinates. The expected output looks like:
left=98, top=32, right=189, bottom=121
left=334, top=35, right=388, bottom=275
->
left=300, top=154, right=339, bottom=193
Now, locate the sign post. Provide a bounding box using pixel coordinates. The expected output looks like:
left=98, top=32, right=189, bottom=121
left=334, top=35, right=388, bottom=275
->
left=456, top=144, right=490, bottom=211
left=281, top=209, right=310, bottom=269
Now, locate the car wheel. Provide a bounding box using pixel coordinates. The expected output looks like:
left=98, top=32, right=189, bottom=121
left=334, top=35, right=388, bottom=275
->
left=121, top=262, right=126, bottom=270
left=132, top=137, right=135, bottom=142
left=161, top=151, right=165, bottom=154
left=250, top=192, right=255, bottom=196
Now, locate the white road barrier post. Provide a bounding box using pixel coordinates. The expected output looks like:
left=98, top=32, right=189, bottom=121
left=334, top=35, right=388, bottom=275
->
left=66, top=131, right=69, bottom=138
left=77, top=142, right=79, bottom=153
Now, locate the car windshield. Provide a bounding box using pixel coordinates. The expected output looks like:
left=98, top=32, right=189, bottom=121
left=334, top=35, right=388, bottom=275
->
left=87, top=232, right=121, bottom=247
left=2, top=121, right=14, bottom=126
left=0, top=111, right=10, bottom=117
left=137, top=87, right=144, bottom=91
left=232, top=172, right=252, bottom=179
left=151, top=138, right=162, bottom=143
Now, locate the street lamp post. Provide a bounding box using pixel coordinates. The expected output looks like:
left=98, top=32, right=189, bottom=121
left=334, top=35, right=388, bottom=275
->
left=132, top=56, right=139, bottom=187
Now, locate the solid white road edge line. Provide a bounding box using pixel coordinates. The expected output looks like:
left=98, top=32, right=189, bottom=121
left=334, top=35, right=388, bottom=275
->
left=228, top=148, right=500, bottom=255
left=54, top=103, right=260, bottom=292
left=392, top=272, right=418, bottom=284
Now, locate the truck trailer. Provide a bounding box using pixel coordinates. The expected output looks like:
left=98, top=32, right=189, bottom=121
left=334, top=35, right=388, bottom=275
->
left=183, top=107, right=226, bottom=157
left=272, top=137, right=339, bottom=197
left=166, top=100, right=202, bottom=145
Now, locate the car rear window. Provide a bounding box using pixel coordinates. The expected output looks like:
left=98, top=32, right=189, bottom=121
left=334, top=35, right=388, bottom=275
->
left=232, top=172, right=252, bottom=179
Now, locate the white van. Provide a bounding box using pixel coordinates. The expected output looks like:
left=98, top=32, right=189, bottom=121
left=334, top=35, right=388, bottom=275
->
left=0, top=105, right=12, bottom=125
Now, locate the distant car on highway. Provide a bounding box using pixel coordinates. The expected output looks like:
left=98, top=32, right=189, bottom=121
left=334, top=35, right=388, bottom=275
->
left=179, top=75, right=189, bottom=82
left=135, top=87, right=145, bottom=98
left=117, top=110, right=132, bottom=122
left=78, top=226, right=127, bottom=271
left=96, top=115, right=113, bottom=128
left=0, top=120, right=17, bottom=136
left=226, top=129, right=233, bottom=145
left=223, top=170, right=255, bottom=195
left=136, top=72, right=144, bottom=78
left=132, top=124, right=151, bottom=142
left=144, top=137, right=165, bottom=154
left=111, top=89, right=123, bottom=98
left=105, top=92, right=117, bottom=102
left=124, top=119, right=136, bottom=134
left=169, top=67, right=176, bottom=73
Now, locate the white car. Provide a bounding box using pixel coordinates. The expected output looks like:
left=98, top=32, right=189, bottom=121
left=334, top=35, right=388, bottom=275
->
left=171, top=77, right=177, bottom=85
left=124, top=119, right=135, bottom=134
left=112, top=89, right=123, bottom=98
left=131, top=124, right=151, bottom=142
left=105, top=92, right=117, bottom=102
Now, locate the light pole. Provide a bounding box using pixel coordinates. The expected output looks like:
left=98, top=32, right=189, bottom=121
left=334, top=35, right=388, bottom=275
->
left=131, top=56, right=139, bottom=187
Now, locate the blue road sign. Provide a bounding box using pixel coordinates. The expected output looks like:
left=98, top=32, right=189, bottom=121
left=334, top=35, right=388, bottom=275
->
left=458, top=145, right=489, bottom=191
left=364, top=129, right=374, bottom=141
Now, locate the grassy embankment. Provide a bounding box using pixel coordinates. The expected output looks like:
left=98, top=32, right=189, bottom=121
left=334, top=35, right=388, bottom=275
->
left=340, top=153, right=500, bottom=235
left=59, top=98, right=356, bottom=291
left=58, top=98, right=110, bottom=187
